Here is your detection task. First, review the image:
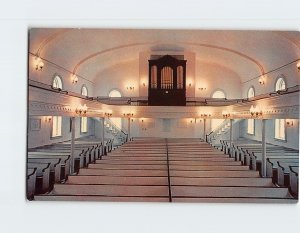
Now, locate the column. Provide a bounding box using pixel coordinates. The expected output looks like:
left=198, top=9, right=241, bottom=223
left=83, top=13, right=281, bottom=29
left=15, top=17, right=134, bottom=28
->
left=203, top=119, right=206, bottom=142
left=229, top=119, right=234, bottom=157
left=128, top=118, right=131, bottom=141
left=101, top=117, right=105, bottom=155
left=261, top=119, right=267, bottom=177
left=70, top=117, right=75, bottom=174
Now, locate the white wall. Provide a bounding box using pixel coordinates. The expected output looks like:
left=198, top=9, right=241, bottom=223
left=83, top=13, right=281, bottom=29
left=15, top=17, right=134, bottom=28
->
left=93, top=59, right=140, bottom=97
left=28, top=116, right=95, bottom=148
left=242, top=64, right=300, bottom=98
left=29, top=55, right=95, bottom=97
left=195, top=61, right=242, bottom=98
left=239, top=119, right=299, bottom=150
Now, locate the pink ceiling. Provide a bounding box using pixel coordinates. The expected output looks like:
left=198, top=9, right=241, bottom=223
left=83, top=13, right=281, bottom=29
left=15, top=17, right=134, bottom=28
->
left=29, top=29, right=300, bottom=82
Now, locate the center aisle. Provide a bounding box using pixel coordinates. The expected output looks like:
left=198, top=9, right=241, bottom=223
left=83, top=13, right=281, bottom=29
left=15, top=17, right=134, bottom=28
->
left=35, top=138, right=295, bottom=203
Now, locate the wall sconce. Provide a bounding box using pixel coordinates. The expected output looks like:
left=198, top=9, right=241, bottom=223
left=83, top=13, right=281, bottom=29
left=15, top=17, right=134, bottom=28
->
left=126, top=86, right=134, bottom=91
left=71, top=74, right=78, bottom=84
left=286, top=119, right=294, bottom=127
left=75, top=104, right=88, bottom=115
left=123, top=113, right=134, bottom=118
left=250, top=105, right=263, bottom=118
left=258, top=75, right=265, bottom=85
left=198, top=87, right=207, bottom=91
left=131, top=119, right=134, bottom=122
left=222, top=111, right=231, bottom=118
left=142, top=82, right=146, bottom=87
left=297, top=62, right=300, bottom=71
left=188, top=83, right=192, bottom=88
left=104, top=112, right=112, bottom=118
left=44, top=116, right=52, bottom=123
left=34, top=56, right=44, bottom=71
left=200, top=114, right=211, bottom=118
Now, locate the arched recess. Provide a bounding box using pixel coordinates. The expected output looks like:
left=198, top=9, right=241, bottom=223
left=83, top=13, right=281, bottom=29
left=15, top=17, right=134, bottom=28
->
left=211, top=89, right=226, bottom=131
left=108, top=89, right=122, bottom=129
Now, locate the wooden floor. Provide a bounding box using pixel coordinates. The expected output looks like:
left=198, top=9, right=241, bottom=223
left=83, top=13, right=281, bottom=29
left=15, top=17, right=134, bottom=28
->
left=35, top=138, right=296, bottom=203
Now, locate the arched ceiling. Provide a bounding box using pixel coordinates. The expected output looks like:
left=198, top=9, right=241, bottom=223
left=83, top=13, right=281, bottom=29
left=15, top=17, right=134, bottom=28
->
left=29, top=29, right=300, bottom=83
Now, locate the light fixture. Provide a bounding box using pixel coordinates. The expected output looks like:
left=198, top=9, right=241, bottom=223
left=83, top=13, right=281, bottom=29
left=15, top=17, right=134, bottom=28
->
left=200, top=114, right=211, bottom=118
left=286, top=119, right=294, bottom=127
left=297, top=62, right=300, bottom=71
left=104, top=112, right=112, bottom=118
left=75, top=104, right=88, bottom=115
left=222, top=111, right=231, bottom=118
left=188, top=83, right=192, bottom=88
left=258, top=75, right=265, bottom=85
left=44, top=116, right=52, bottom=123
left=123, top=113, right=134, bottom=118
left=250, top=105, right=263, bottom=118
left=34, top=56, right=44, bottom=71
left=142, top=83, right=146, bottom=87
left=198, top=87, right=207, bottom=91
left=71, top=74, right=78, bottom=84
left=126, top=86, right=134, bottom=91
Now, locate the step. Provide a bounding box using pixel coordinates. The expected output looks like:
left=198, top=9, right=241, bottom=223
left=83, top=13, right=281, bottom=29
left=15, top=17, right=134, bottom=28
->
left=109, top=153, right=166, bottom=157
left=79, top=168, right=168, bottom=177
left=171, top=186, right=293, bottom=199
left=51, top=184, right=169, bottom=197
left=169, top=165, right=249, bottom=171
left=96, top=160, right=167, bottom=165
left=172, top=197, right=297, bottom=203
left=88, top=164, right=167, bottom=170
left=169, top=157, right=234, bottom=161
left=170, top=177, right=274, bottom=187
left=101, top=156, right=166, bottom=161
left=35, top=195, right=169, bottom=202
left=170, top=170, right=260, bottom=178
left=169, top=161, right=241, bottom=166
left=168, top=154, right=228, bottom=158
left=67, top=175, right=168, bottom=185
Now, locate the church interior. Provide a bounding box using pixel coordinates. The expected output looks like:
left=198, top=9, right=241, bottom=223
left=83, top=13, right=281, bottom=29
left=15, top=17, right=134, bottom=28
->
left=27, top=28, right=300, bottom=203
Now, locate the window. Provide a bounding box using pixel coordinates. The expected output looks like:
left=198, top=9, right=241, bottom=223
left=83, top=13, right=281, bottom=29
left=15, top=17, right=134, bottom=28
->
left=108, top=90, right=122, bottom=129
left=247, top=87, right=255, bottom=135
left=81, top=85, right=88, bottom=96
left=52, top=75, right=63, bottom=89
left=81, top=117, right=88, bottom=133
left=275, top=78, right=286, bottom=140
left=211, top=90, right=226, bottom=131
left=80, top=85, right=89, bottom=133
left=52, top=116, right=62, bottom=137
left=275, top=119, right=285, bottom=140
left=275, top=77, right=286, bottom=92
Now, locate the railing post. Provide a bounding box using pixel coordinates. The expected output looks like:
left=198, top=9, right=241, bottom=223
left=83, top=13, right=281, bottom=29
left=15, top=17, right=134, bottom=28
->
left=128, top=118, right=131, bottom=141
left=261, top=119, right=267, bottom=177
left=70, top=117, right=75, bottom=174
left=229, top=119, right=234, bottom=157
left=203, top=119, right=206, bottom=142
left=101, top=117, right=105, bottom=155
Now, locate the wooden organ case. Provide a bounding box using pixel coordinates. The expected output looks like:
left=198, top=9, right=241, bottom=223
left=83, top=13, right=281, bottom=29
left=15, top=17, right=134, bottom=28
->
left=148, top=55, right=187, bottom=106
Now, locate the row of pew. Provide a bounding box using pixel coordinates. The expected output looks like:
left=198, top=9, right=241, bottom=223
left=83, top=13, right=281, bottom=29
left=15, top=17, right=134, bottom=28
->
left=220, top=138, right=299, bottom=198
left=27, top=138, right=113, bottom=200
left=35, top=138, right=295, bottom=202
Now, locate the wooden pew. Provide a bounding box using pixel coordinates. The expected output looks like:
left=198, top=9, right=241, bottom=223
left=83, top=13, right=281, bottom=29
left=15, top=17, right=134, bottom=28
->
left=28, top=157, right=63, bottom=183
left=27, top=168, right=37, bottom=200
left=289, top=166, right=299, bottom=198
left=277, top=162, right=299, bottom=187
left=28, top=151, right=71, bottom=177
left=27, top=162, right=51, bottom=194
